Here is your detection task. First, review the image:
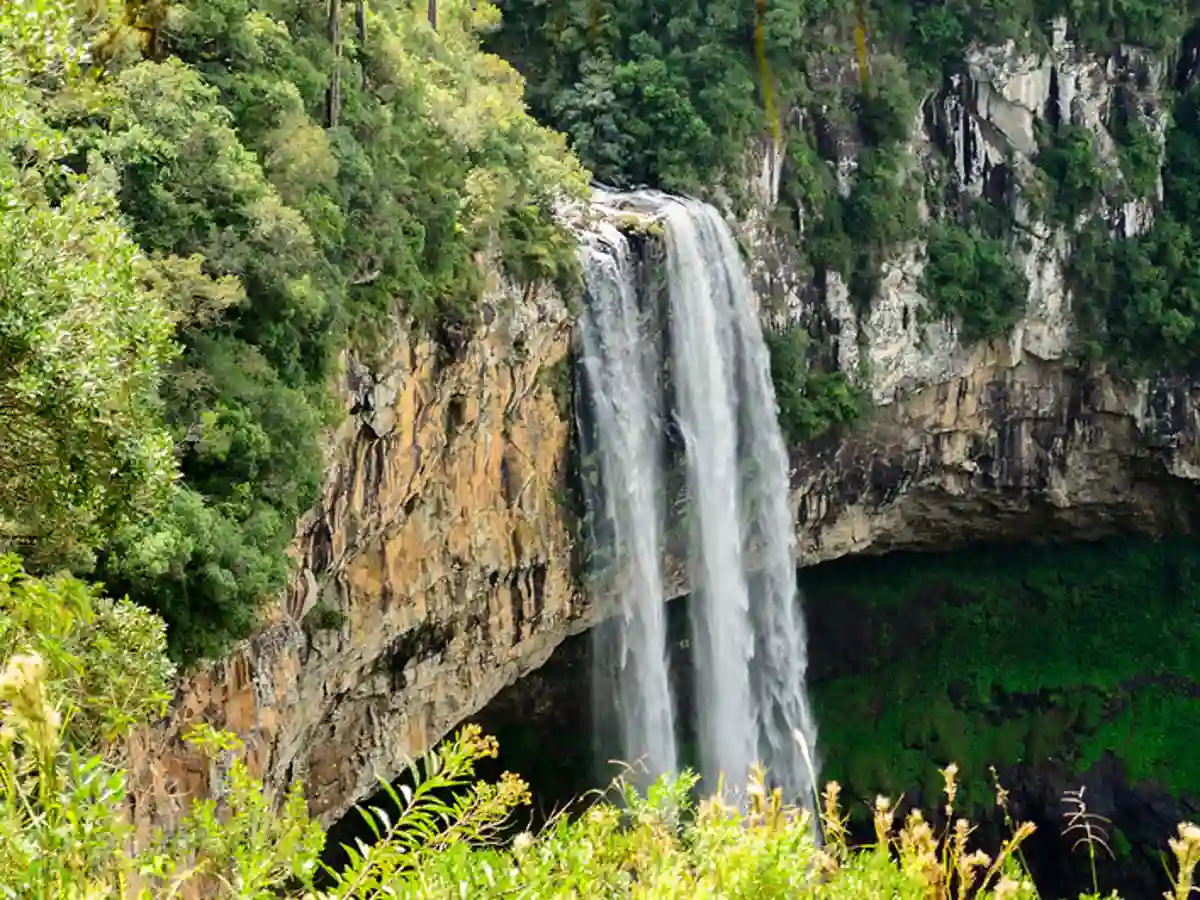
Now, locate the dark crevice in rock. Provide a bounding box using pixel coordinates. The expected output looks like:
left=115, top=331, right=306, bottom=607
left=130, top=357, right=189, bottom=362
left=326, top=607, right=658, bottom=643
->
left=309, top=519, right=334, bottom=575
left=500, top=451, right=518, bottom=506
left=509, top=573, right=525, bottom=645
left=378, top=621, right=454, bottom=691
left=445, top=392, right=466, bottom=437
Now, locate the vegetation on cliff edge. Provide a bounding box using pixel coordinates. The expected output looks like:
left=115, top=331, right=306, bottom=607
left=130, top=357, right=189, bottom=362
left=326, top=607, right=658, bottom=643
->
left=492, top=0, right=1195, bottom=377
left=0, top=0, right=586, bottom=661
left=1067, top=88, right=1200, bottom=374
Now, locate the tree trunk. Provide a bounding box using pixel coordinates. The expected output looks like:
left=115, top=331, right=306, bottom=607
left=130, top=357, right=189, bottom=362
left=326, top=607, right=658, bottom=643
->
left=326, top=0, right=343, bottom=128
left=427, top=0, right=436, bottom=30
left=355, top=0, right=366, bottom=88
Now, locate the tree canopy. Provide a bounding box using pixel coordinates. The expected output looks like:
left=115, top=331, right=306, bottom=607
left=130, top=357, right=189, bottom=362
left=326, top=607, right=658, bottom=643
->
left=0, top=0, right=587, bottom=660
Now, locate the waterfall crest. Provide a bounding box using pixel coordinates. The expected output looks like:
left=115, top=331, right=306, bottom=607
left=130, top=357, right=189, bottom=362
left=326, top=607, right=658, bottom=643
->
left=578, top=190, right=818, bottom=807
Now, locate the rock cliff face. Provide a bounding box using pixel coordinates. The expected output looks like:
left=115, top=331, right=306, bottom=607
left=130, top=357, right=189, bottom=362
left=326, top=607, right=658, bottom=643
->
left=127, top=277, right=584, bottom=833
left=748, top=23, right=1200, bottom=561
left=791, top=356, right=1200, bottom=563
left=129, top=30, right=1200, bottom=835
left=751, top=20, right=1167, bottom=387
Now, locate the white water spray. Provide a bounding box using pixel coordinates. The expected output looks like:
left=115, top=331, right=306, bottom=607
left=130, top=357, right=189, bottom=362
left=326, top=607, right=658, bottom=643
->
left=578, top=190, right=819, bottom=807
left=577, top=220, right=677, bottom=781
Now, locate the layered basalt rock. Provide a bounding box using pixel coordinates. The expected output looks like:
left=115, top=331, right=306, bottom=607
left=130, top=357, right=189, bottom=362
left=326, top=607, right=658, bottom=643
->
left=126, top=278, right=585, bottom=832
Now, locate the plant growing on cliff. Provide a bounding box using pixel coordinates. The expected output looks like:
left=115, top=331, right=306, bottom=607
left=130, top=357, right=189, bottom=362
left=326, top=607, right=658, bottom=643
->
left=1067, top=86, right=1200, bottom=374
left=764, top=325, right=866, bottom=444
left=1110, top=89, right=1162, bottom=200
left=921, top=221, right=1029, bottom=343
left=1035, top=123, right=1107, bottom=225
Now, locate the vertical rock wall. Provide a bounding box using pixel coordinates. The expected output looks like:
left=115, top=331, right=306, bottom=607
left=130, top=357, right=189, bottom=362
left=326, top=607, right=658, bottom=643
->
left=126, top=278, right=585, bottom=831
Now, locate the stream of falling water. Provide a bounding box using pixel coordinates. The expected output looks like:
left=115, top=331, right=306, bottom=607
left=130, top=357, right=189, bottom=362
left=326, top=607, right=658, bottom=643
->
left=578, top=190, right=819, bottom=808
left=577, top=219, right=678, bottom=781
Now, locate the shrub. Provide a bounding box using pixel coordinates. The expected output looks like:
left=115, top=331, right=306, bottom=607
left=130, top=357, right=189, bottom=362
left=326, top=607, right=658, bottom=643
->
left=1110, top=90, right=1162, bottom=199
left=764, top=326, right=866, bottom=445
left=5, top=649, right=1200, bottom=900
left=0, top=554, right=174, bottom=747
left=0, top=577, right=1198, bottom=899
left=921, top=222, right=1029, bottom=343
left=1035, top=124, right=1107, bottom=225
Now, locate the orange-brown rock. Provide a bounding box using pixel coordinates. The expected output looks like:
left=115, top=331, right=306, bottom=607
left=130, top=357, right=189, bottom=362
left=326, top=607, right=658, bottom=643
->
left=126, top=280, right=584, bottom=833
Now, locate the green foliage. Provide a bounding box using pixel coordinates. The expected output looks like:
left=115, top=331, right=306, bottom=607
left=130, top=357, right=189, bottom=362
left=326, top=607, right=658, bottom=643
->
left=3, top=596, right=1200, bottom=899
left=492, top=0, right=1188, bottom=200
left=0, top=0, right=589, bottom=660
left=539, top=352, right=574, bottom=421
left=921, top=221, right=1029, bottom=343
left=306, top=600, right=348, bottom=631
left=491, top=0, right=761, bottom=194
left=0, top=554, right=174, bottom=747
left=0, top=0, right=177, bottom=571
left=1048, top=0, right=1193, bottom=51
left=854, top=57, right=920, bottom=148
left=1110, top=90, right=1161, bottom=199
left=1035, top=123, right=1107, bottom=225
left=0, top=644, right=527, bottom=900
left=807, top=537, right=1200, bottom=816
left=1066, top=88, right=1200, bottom=373
left=826, top=143, right=921, bottom=310
left=764, top=326, right=866, bottom=444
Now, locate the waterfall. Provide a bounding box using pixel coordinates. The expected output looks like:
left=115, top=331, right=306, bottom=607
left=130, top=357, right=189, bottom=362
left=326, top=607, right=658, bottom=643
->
left=661, top=205, right=760, bottom=789
left=577, top=220, right=678, bottom=782
left=577, top=190, right=819, bottom=808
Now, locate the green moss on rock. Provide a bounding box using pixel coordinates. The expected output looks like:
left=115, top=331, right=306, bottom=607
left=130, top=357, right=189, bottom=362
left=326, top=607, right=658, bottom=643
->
left=806, top=537, right=1200, bottom=814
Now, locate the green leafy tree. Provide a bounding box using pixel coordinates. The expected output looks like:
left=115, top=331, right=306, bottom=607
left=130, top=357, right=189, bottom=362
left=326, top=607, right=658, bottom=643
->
left=922, top=222, right=1029, bottom=343
left=3, top=0, right=589, bottom=660
left=0, top=0, right=178, bottom=570
left=492, top=0, right=760, bottom=193
left=0, top=554, right=174, bottom=746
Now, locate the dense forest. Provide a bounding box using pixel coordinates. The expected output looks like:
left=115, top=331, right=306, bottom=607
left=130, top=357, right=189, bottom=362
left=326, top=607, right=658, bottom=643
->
left=1, top=0, right=584, bottom=661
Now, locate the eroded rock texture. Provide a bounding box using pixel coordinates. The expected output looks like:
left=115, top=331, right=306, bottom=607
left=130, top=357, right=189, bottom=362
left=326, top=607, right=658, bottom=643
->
left=792, top=357, right=1200, bottom=563
left=126, top=279, right=583, bottom=833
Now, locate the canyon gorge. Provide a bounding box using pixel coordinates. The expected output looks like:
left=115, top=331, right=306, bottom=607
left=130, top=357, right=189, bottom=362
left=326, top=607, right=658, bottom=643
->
left=75, top=3, right=1200, bottom=896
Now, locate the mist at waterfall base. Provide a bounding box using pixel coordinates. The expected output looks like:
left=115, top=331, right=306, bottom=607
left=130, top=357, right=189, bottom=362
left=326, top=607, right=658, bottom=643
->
left=577, top=191, right=819, bottom=808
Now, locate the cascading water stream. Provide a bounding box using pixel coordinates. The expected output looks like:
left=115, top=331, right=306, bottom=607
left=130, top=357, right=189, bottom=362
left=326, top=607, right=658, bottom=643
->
left=660, top=204, right=760, bottom=791
left=670, top=199, right=821, bottom=803
left=577, top=220, right=677, bottom=782
left=578, top=189, right=819, bottom=810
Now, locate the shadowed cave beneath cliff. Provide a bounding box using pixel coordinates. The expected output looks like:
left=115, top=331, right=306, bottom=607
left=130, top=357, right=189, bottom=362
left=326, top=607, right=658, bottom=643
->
left=321, top=534, right=1200, bottom=899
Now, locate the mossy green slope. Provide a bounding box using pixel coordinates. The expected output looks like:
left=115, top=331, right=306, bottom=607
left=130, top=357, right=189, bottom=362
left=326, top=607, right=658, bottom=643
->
left=806, top=537, right=1200, bottom=814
